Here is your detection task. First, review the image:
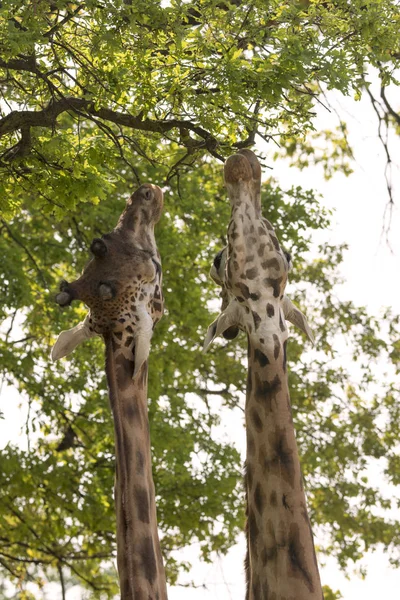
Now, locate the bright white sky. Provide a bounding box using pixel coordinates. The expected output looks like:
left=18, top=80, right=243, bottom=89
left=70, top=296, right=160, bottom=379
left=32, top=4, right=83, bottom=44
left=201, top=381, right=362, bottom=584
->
left=1, top=80, right=400, bottom=599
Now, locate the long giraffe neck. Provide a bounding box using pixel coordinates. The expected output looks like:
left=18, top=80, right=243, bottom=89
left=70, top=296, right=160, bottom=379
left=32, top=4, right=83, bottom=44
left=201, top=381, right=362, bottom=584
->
left=221, top=152, right=323, bottom=600
left=52, top=184, right=167, bottom=597
left=105, top=331, right=167, bottom=600
left=245, top=337, right=322, bottom=600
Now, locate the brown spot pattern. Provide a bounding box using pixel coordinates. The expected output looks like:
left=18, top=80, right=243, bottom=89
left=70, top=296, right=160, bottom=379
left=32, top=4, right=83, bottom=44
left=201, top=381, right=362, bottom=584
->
left=139, top=537, right=157, bottom=584
left=254, top=372, right=282, bottom=405
left=134, top=486, right=151, bottom=524
left=263, top=277, right=283, bottom=298
left=283, top=340, right=287, bottom=372
left=124, top=400, right=142, bottom=425
left=267, top=303, right=275, bottom=317
left=273, top=334, right=280, bottom=359
left=136, top=450, right=145, bottom=475
left=245, top=266, right=258, bottom=279
left=254, top=348, right=269, bottom=367
left=248, top=508, right=259, bottom=541
left=271, top=235, right=280, bottom=251
left=288, top=523, right=314, bottom=592
left=265, top=427, right=296, bottom=488
left=251, top=408, right=263, bottom=432
left=252, top=311, right=261, bottom=330
left=254, top=482, right=266, bottom=515
left=262, top=257, right=280, bottom=271
left=115, top=353, right=134, bottom=391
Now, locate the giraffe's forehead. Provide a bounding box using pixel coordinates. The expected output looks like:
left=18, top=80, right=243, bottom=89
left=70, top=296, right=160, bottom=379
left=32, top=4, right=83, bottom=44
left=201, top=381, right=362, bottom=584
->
left=93, top=258, right=154, bottom=290
left=127, top=183, right=164, bottom=222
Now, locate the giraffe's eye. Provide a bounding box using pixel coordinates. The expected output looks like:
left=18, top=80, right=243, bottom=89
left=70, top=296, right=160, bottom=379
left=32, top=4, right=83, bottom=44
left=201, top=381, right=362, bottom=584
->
left=213, top=250, right=224, bottom=271
left=283, top=250, right=292, bottom=270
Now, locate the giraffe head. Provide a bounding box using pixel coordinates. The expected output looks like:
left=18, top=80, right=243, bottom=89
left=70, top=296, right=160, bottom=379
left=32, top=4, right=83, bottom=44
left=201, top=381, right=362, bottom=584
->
left=204, top=150, right=314, bottom=353
left=52, top=184, right=164, bottom=376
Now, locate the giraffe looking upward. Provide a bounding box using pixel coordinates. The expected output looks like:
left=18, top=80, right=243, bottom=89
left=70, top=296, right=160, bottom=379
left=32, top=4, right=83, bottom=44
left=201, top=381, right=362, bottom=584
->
left=52, top=184, right=168, bottom=600
left=204, top=150, right=323, bottom=600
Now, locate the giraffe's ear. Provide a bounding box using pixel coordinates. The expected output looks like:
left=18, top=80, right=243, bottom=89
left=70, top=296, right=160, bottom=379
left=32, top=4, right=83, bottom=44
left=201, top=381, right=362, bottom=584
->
left=282, top=296, right=315, bottom=345
left=51, top=316, right=96, bottom=361
left=203, top=306, right=240, bottom=353
left=203, top=317, right=220, bottom=353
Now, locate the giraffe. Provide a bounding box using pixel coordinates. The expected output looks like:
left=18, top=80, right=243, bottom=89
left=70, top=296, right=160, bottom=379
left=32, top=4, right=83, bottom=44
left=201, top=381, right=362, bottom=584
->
left=204, top=150, right=324, bottom=600
left=51, top=184, right=168, bottom=600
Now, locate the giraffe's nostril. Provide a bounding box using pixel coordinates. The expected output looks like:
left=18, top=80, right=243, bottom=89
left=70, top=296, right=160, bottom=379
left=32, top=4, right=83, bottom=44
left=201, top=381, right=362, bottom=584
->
left=90, top=238, right=107, bottom=257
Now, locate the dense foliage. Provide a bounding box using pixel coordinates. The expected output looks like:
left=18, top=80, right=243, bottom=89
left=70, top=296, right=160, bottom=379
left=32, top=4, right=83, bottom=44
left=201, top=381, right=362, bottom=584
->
left=1, top=1, right=400, bottom=598
left=1, top=0, right=400, bottom=215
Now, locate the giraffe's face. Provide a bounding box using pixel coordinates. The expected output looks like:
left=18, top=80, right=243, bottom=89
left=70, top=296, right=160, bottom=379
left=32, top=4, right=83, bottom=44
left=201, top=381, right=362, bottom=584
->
left=55, top=184, right=164, bottom=335
left=58, top=244, right=163, bottom=335
left=203, top=151, right=315, bottom=354
left=221, top=152, right=291, bottom=305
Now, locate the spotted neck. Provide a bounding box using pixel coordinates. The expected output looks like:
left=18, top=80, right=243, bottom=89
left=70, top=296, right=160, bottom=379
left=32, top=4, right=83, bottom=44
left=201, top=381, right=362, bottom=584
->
left=222, top=152, right=323, bottom=600
left=245, top=338, right=322, bottom=600
left=105, top=330, right=167, bottom=600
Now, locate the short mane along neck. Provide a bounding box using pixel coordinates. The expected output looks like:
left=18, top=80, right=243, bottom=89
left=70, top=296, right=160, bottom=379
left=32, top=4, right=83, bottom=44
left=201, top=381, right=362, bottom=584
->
left=105, top=331, right=167, bottom=600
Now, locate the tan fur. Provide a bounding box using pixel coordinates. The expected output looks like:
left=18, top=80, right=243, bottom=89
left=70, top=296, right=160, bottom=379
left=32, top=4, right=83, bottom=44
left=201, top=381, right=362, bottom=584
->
left=206, top=151, right=323, bottom=600
left=53, top=184, right=168, bottom=599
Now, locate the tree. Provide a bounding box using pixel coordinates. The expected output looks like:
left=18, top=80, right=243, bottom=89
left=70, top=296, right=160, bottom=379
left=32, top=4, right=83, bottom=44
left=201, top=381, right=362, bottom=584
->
left=1, top=1, right=400, bottom=598
left=1, top=0, right=399, bottom=215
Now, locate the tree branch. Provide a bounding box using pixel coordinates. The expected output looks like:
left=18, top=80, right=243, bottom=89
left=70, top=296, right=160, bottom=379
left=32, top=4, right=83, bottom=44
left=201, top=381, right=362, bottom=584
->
left=44, top=4, right=85, bottom=39
left=0, top=97, right=214, bottom=141
left=0, top=220, right=48, bottom=288
left=58, top=564, right=66, bottom=600
left=0, top=96, right=223, bottom=160
left=380, top=85, right=400, bottom=127
left=364, top=84, right=395, bottom=238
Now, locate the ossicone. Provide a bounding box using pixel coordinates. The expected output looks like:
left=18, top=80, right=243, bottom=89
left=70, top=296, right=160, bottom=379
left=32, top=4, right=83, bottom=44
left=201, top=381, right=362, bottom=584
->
left=90, top=238, right=107, bottom=257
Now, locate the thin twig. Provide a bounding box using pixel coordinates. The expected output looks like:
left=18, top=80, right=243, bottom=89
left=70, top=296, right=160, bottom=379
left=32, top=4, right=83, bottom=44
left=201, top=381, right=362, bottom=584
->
left=0, top=220, right=48, bottom=288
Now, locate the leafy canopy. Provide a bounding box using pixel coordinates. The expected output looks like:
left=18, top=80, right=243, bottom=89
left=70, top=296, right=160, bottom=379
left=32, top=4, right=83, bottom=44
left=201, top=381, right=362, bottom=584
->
left=1, top=0, right=399, bottom=215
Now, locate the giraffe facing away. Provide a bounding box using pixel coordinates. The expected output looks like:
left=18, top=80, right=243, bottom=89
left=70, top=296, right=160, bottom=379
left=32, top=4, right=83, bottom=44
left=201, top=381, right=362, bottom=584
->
left=52, top=184, right=168, bottom=600
left=204, top=150, right=324, bottom=600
